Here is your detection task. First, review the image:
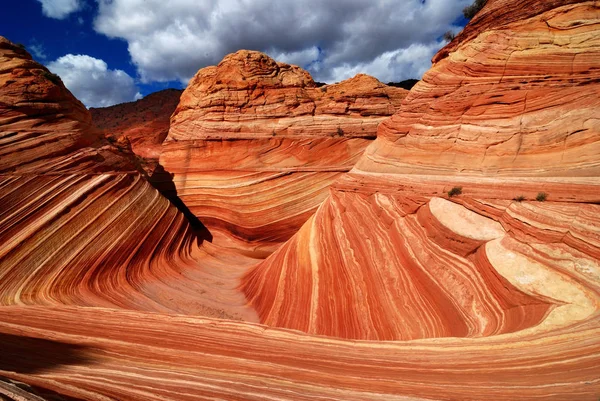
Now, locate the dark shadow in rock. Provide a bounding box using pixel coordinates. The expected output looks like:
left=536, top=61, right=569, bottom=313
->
left=149, top=163, right=213, bottom=245
left=0, top=333, right=91, bottom=376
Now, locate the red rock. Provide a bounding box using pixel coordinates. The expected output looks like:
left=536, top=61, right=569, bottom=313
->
left=90, top=88, right=182, bottom=172
left=0, top=37, right=256, bottom=319
left=241, top=0, right=600, bottom=351
left=1, top=1, right=600, bottom=399
left=0, top=37, right=135, bottom=174
left=160, top=50, right=407, bottom=252
left=357, top=1, right=600, bottom=176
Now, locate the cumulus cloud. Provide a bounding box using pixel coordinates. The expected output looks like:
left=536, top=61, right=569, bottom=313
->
left=47, top=54, right=141, bottom=107
left=36, top=0, right=83, bottom=19
left=328, top=41, right=445, bottom=84
left=94, top=0, right=472, bottom=84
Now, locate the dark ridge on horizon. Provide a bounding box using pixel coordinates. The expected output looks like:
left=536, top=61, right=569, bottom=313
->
left=386, top=79, right=419, bottom=90
left=88, top=88, right=183, bottom=111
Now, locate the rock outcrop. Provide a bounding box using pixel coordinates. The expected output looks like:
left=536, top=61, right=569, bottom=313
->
left=357, top=0, right=600, bottom=177
left=90, top=88, right=182, bottom=172
left=241, top=0, right=600, bottom=355
left=0, top=38, right=135, bottom=174
left=159, top=50, right=408, bottom=252
left=0, top=38, right=255, bottom=320
left=1, top=1, right=600, bottom=399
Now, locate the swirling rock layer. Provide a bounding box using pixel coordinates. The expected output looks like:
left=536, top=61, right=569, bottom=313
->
left=0, top=38, right=257, bottom=320
left=356, top=1, right=600, bottom=176
left=160, top=51, right=407, bottom=251
left=242, top=0, right=600, bottom=349
left=0, top=304, right=598, bottom=401
left=0, top=38, right=135, bottom=174
left=1, top=1, right=600, bottom=399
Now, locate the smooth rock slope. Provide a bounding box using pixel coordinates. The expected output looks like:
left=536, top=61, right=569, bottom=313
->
left=0, top=38, right=134, bottom=174
left=0, top=38, right=256, bottom=320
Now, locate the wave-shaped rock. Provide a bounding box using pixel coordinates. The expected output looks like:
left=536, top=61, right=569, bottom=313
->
left=159, top=50, right=408, bottom=252
left=1, top=1, right=600, bottom=399
left=0, top=37, right=256, bottom=320
left=356, top=0, right=600, bottom=176
left=242, top=0, right=600, bottom=350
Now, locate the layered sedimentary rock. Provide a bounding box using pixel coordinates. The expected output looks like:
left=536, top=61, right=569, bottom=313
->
left=160, top=51, right=407, bottom=252
left=0, top=38, right=256, bottom=320
left=357, top=0, right=600, bottom=176
left=1, top=0, right=600, bottom=399
left=242, top=0, right=600, bottom=350
left=0, top=304, right=598, bottom=401
left=0, top=38, right=135, bottom=174
left=90, top=89, right=182, bottom=171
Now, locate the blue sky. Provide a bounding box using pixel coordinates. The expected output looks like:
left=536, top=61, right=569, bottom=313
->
left=3, top=0, right=471, bottom=108
left=3, top=0, right=183, bottom=102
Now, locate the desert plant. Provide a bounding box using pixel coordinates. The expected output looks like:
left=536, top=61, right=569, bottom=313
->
left=536, top=192, right=548, bottom=202
left=42, top=71, right=62, bottom=85
left=15, top=43, right=26, bottom=50
left=336, top=127, right=344, bottom=136
left=447, top=186, right=463, bottom=197
left=443, top=31, right=456, bottom=42
left=513, top=195, right=526, bottom=202
left=463, top=0, right=487, bottom=19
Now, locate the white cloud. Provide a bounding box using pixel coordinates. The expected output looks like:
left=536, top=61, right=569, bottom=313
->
left=36, top=0, right=83, bottom=19
left=268, top=47, right=320, bottom=69
left=94, top=0, right=472, bottom=84
left=47, top=54, right=141, bottom=108
left=329, top=41, right=445, bottom=84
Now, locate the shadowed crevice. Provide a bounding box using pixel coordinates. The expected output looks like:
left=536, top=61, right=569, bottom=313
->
left=149, top=163, right=213, bottom=244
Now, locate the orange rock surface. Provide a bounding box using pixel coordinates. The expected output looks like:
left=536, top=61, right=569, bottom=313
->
left=90, top=88, right=182, bottom=170
left=356, top=1, right=600, bottom=176
left=1, top=0, right=600, bottom=399
left=0, top=38, right=257, bottom=321
left=240, top=0, right=600, bottom=386
left=160, top=50, right=407, bottom=252
left=0, top=38, right=135, bottom=174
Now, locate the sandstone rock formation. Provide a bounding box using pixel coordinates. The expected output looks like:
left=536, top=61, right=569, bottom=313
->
left=0, top=38, right=135, bottom=174
left=90, top=88, right=182, bottom=172
left=359, top=0, right=600, bottom=177
left=1, top=0, right=600, bottom=399
left=0, top=38, right=256, bottom=320
left=160, top=50, right=408, bottom=252
left=239, top=0, right=600, bottom=390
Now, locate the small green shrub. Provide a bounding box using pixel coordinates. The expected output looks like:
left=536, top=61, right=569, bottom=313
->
left=336, top=127, right=344, bottom=136
left=443, top=31, right=456, bottom=42
left=463, top=0, right=487, bottom=19
left=536, top=192, right=548, bottom=202
left=15, top=43, right=26, bottom=50
left=513, top=195, right=526, bottom=202
left=447, top=186, right=463, bottom=197
left=42, top=71, right=62, bottom=85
